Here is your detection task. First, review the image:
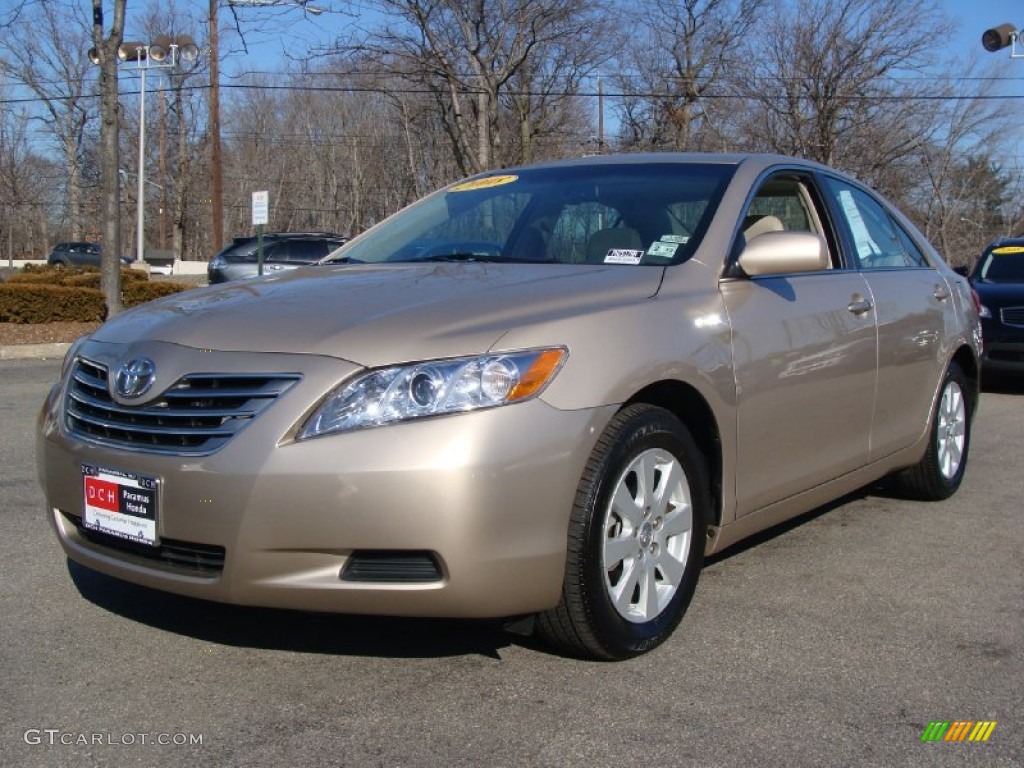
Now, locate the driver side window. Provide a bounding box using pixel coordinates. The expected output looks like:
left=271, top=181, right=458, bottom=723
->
left=737, top=174, right=835, bottom=268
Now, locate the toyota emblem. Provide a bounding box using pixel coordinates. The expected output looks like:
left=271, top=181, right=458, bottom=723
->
left=115, top=358, right=156, bottom=399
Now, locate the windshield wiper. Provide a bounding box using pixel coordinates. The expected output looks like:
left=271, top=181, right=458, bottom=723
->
left=319, top=255, right=365, bottom=265
left=412, top=252, right=505, bottom=262
left=410, top=253, right=554, bottom=264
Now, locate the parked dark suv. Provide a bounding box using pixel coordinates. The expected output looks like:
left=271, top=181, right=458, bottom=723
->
left=46, top=242, right=132, bottom=267
left=207, top=232, right=347, bottom=283
left=969, top=238, right=1024, bottom=378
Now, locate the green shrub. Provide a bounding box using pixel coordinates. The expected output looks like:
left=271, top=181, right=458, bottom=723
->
left=7, top=265, right=147, bottom=287
left=0, top=284, right=106, bottom=323
left=0, top=265, right=192, bottom=322
left=124, top=281, right=194, bottom=307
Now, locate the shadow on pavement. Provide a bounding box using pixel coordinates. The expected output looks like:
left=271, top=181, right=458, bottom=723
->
left=68, top=559, right=515, bottom=660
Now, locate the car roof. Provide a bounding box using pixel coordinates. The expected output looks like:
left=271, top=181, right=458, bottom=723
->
left=500, top=151, right=836, bottom=175
left=984, top=237, right=1024, bottom=251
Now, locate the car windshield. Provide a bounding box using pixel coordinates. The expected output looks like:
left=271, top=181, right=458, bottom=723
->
left=331, top=163, right=733, bottom=266
left=977, top=246, right=1024, bottom=283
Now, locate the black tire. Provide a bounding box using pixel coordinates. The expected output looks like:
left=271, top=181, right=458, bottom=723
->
left=537, top=404, right=709, bottom=660
left=891, top=362, right=973, bottom=501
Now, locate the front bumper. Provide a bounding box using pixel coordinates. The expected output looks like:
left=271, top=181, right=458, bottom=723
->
left=980, top=320, right=1024, bottom=375
left=37, top=342, right=613, bottom=618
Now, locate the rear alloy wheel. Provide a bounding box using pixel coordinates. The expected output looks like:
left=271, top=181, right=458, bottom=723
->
left=891, top=362, right=972, bottom=500
left=537, top=404, right=708, bottom=660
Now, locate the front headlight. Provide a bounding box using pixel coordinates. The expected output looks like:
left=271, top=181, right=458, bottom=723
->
left=979, top=303, right=993, bottom=319
left=298, top=347, right=567, bottom=438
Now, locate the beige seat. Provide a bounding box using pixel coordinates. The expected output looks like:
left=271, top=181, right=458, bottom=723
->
left=742, top=214, right=784, bottom=240
left=585, top=227, right=643, bottom=263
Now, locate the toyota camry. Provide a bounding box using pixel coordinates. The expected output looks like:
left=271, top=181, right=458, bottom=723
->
left=37, top=154, right=981, bottom=659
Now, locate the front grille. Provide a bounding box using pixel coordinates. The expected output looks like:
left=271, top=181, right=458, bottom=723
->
left=1001, top=306, right=1024, bottom=327
left=63, top=511, right=225, bottom=575
left=65, top=358, right=300, bottom=456
left=340, top=551, right=444, bottom=583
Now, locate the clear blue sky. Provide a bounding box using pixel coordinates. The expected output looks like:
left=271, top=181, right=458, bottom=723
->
left=154, top=1, right=1024, bottom=82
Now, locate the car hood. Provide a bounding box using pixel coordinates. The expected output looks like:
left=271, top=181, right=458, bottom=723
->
left=91, top=263, right=665, bottom=366
left=973, top=280, right=1024, bottom=307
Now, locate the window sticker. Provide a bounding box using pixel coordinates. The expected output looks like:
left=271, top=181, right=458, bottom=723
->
left=992, top=246, right=1024, bottom=255
left=659, top=234, right=690, bottom=244
left=837, top=189, right=881, bottom=259
left=449, top=175, right=519, bottom=192
left=604, top=249, right=644, bottom=265
left=646, top=241, right=679, bottom=259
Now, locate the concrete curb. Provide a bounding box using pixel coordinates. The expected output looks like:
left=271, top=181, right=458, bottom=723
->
left=0, top=342, right=72, bottom=361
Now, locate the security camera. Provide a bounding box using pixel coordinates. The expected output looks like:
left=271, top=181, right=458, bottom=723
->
left=982, top=23, right=1017, bottom=52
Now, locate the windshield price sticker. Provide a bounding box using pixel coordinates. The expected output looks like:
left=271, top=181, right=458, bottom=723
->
left=82, top=465, right=159, bottom=547
left=604, top=249, right=644, bottom=265
left=992, top=246, right=1024, bottom=255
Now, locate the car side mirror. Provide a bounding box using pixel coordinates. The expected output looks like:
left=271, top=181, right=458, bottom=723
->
left=738, top=231, right=829, bottom=276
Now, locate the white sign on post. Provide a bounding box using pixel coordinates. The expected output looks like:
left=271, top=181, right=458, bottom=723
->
left=252, top=191, right=269, bottom=226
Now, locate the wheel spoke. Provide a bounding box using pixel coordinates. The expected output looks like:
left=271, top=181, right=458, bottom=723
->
left=640, top=557, right=659, bottom=619
left=651, top=457, right=684, bottom=511
left=941, top=438, right=962, bottom=477
left=655, top=548, right=685, bottom=588
left=610, top=558, right=640, bottom=614
left=604, top=534, right=637, bottom=568
left=611, top=481, right=643, bottom=526
left=660, top=504, right=692, bottom=538
left=638, top=452, right=661, bottom=510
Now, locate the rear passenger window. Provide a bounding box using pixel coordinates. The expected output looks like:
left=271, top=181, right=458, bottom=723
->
left=824, top=178, right=929, bottom=269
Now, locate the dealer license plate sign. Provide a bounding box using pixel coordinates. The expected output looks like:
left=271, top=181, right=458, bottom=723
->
left=82, top=465, right=159, bottom=547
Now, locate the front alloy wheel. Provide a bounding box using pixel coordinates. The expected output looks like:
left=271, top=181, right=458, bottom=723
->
left=603, top=448, right=693, bottom=624
left=537, top=404, right=709, bottom=660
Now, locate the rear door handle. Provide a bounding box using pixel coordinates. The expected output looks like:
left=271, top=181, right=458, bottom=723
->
left=933, top=285, right=950, bottom=301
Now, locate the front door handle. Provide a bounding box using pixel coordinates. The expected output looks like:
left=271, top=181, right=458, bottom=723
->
left=848, top=296, right=873, bottom=315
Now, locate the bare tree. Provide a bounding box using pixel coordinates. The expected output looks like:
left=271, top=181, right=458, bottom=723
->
left=615, top=0, right=765, bottom=151
left=738, top=0, right=951, bottom=177
left=0, top=106, right=55, bottom=261
left=906, top=59, right=1022, bottom=265
left=340, top=0, right=609, bottom=175
left=1, top=1, right=95, bottom=240
left=92, top=0, right=127, bottom=316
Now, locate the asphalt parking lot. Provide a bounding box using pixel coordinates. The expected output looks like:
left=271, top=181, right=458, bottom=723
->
left=1, top=357, right=1021, bottom=767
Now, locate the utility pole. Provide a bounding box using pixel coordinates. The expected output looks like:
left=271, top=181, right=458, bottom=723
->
left=209, top=0, right=224, bottom=253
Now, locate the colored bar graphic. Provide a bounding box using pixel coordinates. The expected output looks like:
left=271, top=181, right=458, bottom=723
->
left=921, top=721, right=996, bottom=742
left=969, top=722, right=998, bottom=742
left=944, top=721, right=973, bottom=741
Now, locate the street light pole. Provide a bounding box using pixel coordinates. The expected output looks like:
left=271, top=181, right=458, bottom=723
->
left=137, top=64, right=147, bottom=266
left=113, top=38, right=198, bottom=268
